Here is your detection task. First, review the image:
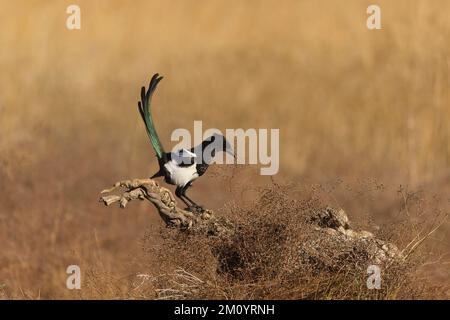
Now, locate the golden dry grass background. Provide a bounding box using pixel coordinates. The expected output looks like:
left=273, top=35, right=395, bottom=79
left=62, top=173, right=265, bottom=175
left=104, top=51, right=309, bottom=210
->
left=0, top=0, right=449, bottom=298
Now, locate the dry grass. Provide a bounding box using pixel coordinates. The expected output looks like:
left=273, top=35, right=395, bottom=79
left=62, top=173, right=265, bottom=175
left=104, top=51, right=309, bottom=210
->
left=0, top=0, right=449, bottom=299
left=116, top=184, right=445, bottom=300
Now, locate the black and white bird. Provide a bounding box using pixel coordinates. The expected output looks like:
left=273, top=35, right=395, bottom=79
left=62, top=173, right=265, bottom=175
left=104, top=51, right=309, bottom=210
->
left=137, top=74, right=234, bottom=211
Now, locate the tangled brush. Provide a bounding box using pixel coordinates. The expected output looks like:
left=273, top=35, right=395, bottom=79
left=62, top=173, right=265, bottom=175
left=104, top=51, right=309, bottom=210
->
left=100, top=178, right=443, bottom=299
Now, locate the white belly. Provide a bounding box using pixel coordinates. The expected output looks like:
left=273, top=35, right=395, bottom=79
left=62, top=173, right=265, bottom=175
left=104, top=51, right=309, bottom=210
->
left=164, top=160, right=199, bottom=187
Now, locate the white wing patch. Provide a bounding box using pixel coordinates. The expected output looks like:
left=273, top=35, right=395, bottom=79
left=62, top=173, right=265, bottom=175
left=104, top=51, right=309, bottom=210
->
left=164, top=159, right=199, bottom=187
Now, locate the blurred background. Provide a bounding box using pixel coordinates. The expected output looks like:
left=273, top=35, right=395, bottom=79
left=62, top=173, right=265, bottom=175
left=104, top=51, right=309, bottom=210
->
left=0, top=0, right=449, bottom=298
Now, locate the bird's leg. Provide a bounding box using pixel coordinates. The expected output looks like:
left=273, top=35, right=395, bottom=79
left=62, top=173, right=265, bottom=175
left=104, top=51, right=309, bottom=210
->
left=175, top=186, right=193, bottom=210
left=182, top=185, right=204, bottom=213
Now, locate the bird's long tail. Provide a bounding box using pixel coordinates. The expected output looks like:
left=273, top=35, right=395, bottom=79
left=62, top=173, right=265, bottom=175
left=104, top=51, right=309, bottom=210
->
left=138, top=74, right=166, bottom=161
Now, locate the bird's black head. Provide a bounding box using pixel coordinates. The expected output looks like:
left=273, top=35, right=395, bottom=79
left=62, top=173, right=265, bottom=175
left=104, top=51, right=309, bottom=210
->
left=201, top=133, right=234, bottom=163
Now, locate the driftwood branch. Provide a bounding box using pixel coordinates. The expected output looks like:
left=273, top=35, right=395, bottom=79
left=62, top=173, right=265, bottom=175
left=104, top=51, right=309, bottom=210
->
left=100, top=178, right=234, bottom=236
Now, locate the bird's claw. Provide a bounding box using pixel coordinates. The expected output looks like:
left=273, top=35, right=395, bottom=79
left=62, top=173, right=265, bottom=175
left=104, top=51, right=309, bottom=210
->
left=186, top=205, right=205, bottom=214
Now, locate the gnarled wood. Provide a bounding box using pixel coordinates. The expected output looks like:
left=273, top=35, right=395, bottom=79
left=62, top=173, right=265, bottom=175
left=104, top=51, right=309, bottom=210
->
left=100, top=178, right=234, bottom=237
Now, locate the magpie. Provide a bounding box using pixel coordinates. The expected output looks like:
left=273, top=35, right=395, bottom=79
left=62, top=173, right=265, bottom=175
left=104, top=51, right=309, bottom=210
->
left=137, top=74, right=234, bottom=211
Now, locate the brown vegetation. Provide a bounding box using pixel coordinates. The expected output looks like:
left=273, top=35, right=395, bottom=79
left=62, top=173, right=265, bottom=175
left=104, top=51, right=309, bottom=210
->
left=97, top=178, right=446, bottom=299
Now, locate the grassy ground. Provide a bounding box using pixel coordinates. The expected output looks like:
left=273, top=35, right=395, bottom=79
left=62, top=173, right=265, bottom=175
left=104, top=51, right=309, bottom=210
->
left=0, top=0, right=449, bottom=299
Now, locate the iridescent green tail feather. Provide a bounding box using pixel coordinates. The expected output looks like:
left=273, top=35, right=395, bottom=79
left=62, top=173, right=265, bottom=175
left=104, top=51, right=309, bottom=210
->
left=137, top=74, right=166, bottom=160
